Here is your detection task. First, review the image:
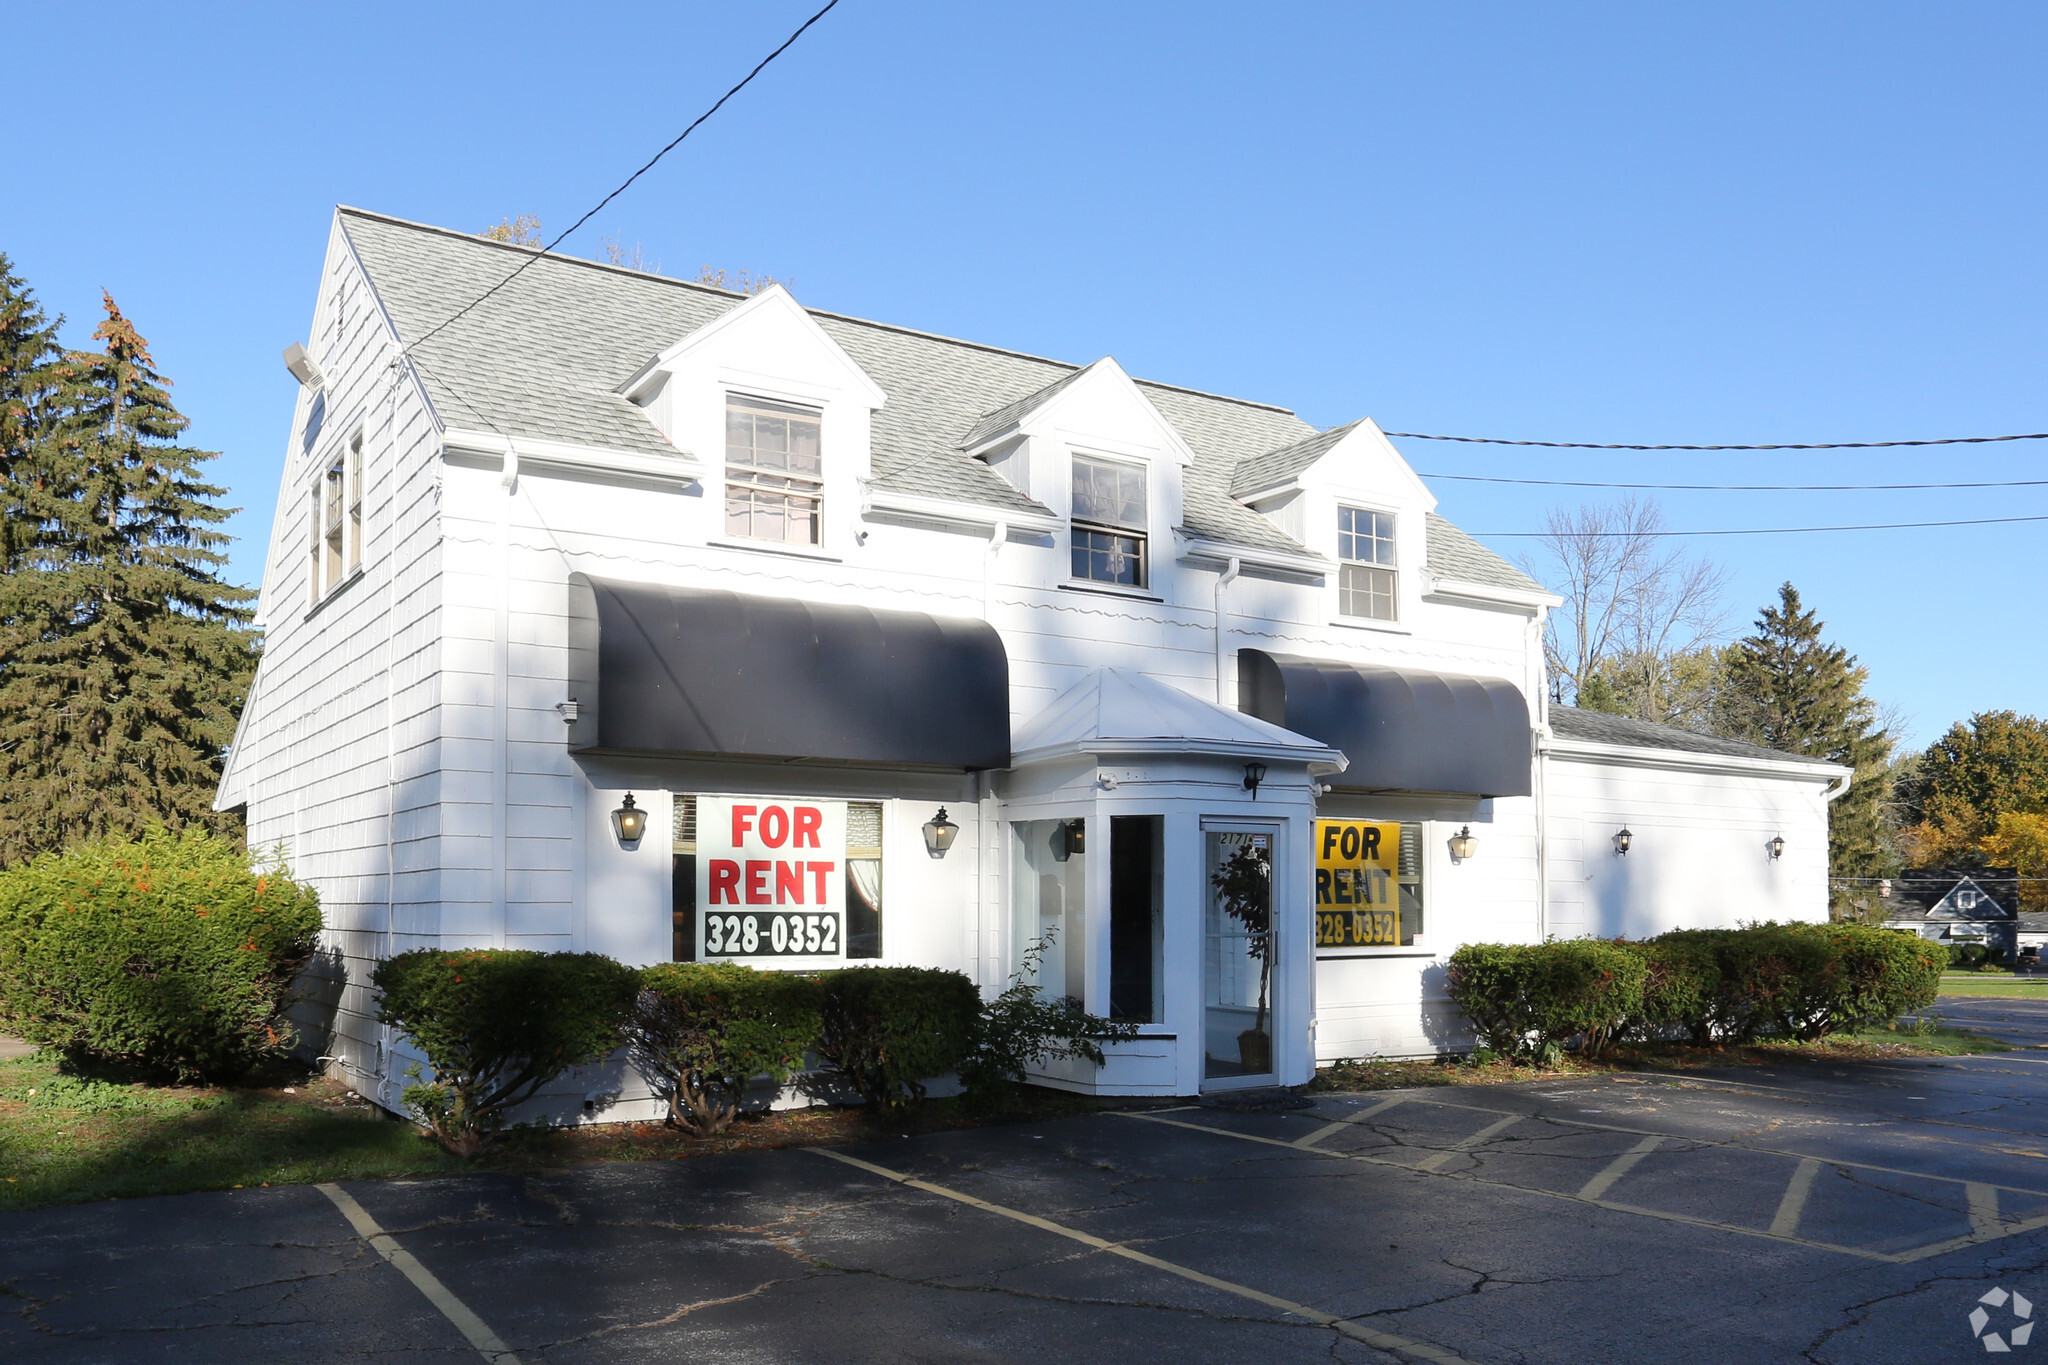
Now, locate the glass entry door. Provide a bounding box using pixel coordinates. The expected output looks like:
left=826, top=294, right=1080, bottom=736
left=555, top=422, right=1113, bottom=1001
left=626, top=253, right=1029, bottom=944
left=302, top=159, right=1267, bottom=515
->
left=1204, top=828, right=1276, bottom=1082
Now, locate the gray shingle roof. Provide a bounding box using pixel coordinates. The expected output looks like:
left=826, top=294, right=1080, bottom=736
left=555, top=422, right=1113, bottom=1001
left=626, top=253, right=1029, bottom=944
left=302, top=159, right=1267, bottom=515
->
left=1549, top=705, right=1828, bottom=764
left=339, top=207, right=1533, bottom=578
left=1230, top=420, right=1365, bottom=498
left=1424, top=514, right=1545, bottom=593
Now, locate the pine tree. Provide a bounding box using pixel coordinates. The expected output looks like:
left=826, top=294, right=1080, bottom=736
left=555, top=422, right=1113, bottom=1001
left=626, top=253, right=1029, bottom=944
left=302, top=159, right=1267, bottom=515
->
left=0, top=254, right=65, bottom=571
left=1717, top=582, right=1893, bottom=914
left=0, top=291, right=256, bottom=864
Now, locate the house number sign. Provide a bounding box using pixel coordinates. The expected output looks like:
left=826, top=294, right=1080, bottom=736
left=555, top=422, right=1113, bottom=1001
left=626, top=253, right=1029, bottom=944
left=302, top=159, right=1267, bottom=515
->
left=1314, top=819, right=1402, bottom=948
left=696, top=797, right=846, bottom=960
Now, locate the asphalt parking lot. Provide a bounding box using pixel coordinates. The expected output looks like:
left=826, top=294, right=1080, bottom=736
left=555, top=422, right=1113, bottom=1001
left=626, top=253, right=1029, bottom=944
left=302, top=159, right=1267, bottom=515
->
left=11, top=1006, right=2048, bottom=1363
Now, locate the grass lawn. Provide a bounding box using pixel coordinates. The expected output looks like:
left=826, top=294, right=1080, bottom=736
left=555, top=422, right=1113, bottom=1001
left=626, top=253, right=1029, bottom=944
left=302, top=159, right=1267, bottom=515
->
left=1939, top=974, right=2048, bottom=998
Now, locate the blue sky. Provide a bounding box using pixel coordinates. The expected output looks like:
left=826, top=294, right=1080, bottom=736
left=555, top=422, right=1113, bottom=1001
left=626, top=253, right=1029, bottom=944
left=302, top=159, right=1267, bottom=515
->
left=7, top=2, right=2044, bottom=749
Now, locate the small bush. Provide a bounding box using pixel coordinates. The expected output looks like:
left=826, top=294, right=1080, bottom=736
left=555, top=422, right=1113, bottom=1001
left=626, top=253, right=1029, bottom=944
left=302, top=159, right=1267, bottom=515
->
left=373, top=949, right=640, bottom=1156
left=1446, top=939, right=1646, bottom=1062
left=628, top=963, right=823, bottom=1136
left=816, top=966, right=979, bottom=1105
left=1620, top=935, right=1722, bottom=1044
left=0, top=831, right=321, bottom=1081
left=960, top=933, right=1138, bottom=1105
left=1812, top=922, right=1943, bottom=1031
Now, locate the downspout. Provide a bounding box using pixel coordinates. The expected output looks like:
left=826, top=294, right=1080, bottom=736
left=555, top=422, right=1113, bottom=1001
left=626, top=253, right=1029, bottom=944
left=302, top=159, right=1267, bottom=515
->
left=1215, top=556, right=1241, bottom=705
left=376, top=351, right=403, bottom=1100
left=979, top=520, right=1006, bottom=987
left=1529, top=610, right=1549, bottom=943
left=492, top=438, right=517, bottom=948
left=982, top=519, right=1007, bottom=621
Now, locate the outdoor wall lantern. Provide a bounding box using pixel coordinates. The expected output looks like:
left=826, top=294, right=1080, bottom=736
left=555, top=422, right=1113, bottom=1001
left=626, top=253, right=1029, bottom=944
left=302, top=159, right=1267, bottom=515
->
left=1768, top=834, right=1786, bottom=861
left=1243, top=761, right=1268, bottom=799
left=1448, top=825, right=1478, bottom=861
left=1614, top=827, right=1633, bottom=857
left=1052, top=818, right=1086, bottom=862
left=611, top=793, right=647, bottom=845
left=922, top=807, right=959, bottom=859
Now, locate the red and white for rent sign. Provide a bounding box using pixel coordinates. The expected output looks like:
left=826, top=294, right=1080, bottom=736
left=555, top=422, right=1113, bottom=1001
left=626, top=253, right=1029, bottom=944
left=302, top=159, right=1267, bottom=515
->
left=695, top=797, right=846, bottom=960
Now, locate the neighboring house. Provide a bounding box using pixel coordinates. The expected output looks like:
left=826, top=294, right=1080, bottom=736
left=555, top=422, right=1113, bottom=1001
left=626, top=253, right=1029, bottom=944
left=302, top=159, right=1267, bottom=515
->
left=217, top=208, right=1852, bottom=1111
left=1880, top=870, right=2021, bottom=959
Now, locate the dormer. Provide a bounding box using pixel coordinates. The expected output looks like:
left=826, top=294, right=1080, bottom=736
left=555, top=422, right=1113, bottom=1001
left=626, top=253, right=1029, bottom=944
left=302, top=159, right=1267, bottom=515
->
left=960, top=357, right=1196, bottom=593
left=617, top=286, right=887, bottom=554
left=1232, top=418, right=1436, bottom=628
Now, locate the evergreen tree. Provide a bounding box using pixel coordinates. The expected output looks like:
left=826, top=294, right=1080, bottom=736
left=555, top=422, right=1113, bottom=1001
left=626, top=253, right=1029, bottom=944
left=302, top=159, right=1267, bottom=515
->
left=1901, top=710, right=2048, bottom=866
left=0, top=254, right=65, bottom=571
left=0, top=290, right=255, bottom=864
left=1718, top=582, right=1893, bottom=914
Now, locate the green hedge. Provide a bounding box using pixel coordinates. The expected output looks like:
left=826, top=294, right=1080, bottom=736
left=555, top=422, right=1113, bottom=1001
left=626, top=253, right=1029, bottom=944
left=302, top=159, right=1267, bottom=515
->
left=0, top=831, right=322, bottom=1081
left=373, top=948, right=640, bottom=1156
left=628, top=963, right=823, bottom=1135
left=1451, top=922, right=1944, bottom=1057
left=816, top=966, right=980, bottom=1105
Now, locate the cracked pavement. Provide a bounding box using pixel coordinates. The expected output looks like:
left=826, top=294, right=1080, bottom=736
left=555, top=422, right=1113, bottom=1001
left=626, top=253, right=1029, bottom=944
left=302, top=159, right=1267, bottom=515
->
left=13, top=1013, right=2048, bottom=1361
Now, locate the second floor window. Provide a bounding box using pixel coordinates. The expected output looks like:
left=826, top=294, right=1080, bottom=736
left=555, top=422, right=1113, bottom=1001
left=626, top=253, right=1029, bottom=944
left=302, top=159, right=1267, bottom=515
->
left=1338, top=506, right=1397, bottom=621
left=1071, top=454, right=1147, bottom=587
left=308, top=431, right=365, bottom=606
left=726, top=395, right=822, bottom=545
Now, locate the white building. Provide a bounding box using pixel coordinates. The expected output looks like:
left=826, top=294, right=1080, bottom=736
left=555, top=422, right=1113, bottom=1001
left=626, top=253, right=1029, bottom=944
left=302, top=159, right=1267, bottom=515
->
left=218, top=209, right=1851, bottom=1110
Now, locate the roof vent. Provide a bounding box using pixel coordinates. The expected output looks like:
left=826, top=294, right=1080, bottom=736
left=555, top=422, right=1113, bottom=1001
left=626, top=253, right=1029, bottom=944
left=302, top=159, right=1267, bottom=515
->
left=283, top=342, right=325, bottom=389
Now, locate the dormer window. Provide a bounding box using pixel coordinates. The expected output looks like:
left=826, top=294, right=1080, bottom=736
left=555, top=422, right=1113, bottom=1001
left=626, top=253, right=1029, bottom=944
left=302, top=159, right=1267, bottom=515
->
left=1071, top=454, right=1147, bottom=587
left=725, top=394, right=822, bottom=545
left=1338, top=505, right=1397, bottom=621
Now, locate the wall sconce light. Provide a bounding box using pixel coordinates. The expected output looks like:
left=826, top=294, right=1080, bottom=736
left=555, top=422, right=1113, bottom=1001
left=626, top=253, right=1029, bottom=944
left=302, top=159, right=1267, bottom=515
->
left=1614, top=826, right=1633, bottom=857
left=1052, top=818, right=1086, bottom=862
left=922, top=807, right=959, bottom=859
left=1448, top=825, right=1477, bottom=861
left=1243, top=761, right=1268, bottom=799
left=556, top=698, right=580, bottom=725
left=612, top=793, right=647, bottom=844
left=1768, top=834, right=1785, bottom=861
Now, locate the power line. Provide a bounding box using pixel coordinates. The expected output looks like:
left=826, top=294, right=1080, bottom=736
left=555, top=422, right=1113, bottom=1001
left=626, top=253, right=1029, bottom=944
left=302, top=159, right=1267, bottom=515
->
left=1387, top=429, right=2048, bottom=451
left=406, top=0, right=841, bottom=354
left=1426, top=473, right=2048, bottom=492
left=1475, top=513, right=2048, bottom=538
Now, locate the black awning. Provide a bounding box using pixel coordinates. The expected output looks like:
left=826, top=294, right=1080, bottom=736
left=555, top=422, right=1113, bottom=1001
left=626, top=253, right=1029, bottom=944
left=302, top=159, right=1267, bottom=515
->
left=567, top=576, right=1010, bottom=769
left=1237, top=650, right=1531, bottom=797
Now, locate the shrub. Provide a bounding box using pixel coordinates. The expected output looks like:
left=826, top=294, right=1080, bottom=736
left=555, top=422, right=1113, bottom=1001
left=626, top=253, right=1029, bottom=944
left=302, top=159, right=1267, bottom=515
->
left=816, top=965, right=979, bottom=1105
left=373, top=949, right=640, bottom=1156
left=1620, top=935, right=1722, bottom=1044
left=0, top=831, right=321, bottom=1081
left=1445, top=939, right=1646, bottom=1062
left=1809, top=922, right=1944, bottom=1032
left=960, top=933, right=1139, bottom=1105
left=627, top=963, right=823, bottom=1136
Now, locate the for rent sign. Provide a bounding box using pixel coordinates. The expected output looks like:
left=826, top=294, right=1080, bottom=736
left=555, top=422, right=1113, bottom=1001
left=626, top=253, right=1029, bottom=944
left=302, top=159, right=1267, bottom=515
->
left=696, top=797, right=846, bottom=960
left=1315, top=819, right=1402, bottom=948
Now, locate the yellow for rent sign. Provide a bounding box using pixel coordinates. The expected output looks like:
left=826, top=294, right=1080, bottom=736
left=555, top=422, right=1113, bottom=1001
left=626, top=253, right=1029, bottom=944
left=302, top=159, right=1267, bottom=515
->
left=1315, top=820, right=1402, bottom=948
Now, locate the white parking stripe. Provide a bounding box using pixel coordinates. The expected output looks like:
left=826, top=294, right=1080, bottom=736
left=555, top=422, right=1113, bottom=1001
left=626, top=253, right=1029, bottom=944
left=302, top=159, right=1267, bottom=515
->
left=1415, top=1114, right=1523, bottom=1172
left=1576, top=1136, right=1662, bottom=1201
left=1295, top=1095, right=1407, bottom=1149
left=1770, top=1158, right=1823, bottom=1237
left=1970, top=1183, right=2004, bottom=1238
left=810, top=1146, right=1484, bottom=1364
left=318, top=1183, right=523, bottom=1365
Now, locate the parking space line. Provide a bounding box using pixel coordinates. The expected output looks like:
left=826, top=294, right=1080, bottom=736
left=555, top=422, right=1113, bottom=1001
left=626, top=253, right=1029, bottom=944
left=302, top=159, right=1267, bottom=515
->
left=317, top=1183, right=523, bottom=1365
left=1770, top=1158, right=1823, bottom=1237
left=1416, top=1114, right=1523, bottom=1172
left=1576, top=1136, right=1662, bottom=1201
left=1296, top=1095, right=1407, bottom=1149
left=1970, top=1183, right=2004, bottom=1237
left=808, top=1146, right=1483, bottom=1364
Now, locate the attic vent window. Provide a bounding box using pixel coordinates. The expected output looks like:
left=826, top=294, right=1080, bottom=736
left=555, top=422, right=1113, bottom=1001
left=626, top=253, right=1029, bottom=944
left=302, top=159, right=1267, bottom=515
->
left=725, top=394, right=822, bottom=545
left=1071, top=454, right=1147, bottom=587
left=1337, top=506, right=1397, bottom=622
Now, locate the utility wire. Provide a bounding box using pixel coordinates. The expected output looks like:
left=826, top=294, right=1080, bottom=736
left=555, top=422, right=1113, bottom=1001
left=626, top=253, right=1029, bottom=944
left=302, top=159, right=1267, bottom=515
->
left=1387, top=429, right=2048, bottom=451
left=1475, top=513, right=2048, bottom=538
left=406, top=0, right=841, bottom=354
left=1426, top=473, right=2048, bottom=492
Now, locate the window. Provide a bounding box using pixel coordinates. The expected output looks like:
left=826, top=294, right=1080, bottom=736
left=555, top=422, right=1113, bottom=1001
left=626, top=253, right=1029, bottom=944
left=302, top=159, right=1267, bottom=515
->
left=322, top=458, right=344, bottom=588
left=1071, top=454, right=1146, bottom=587
left=1110, top=815, right=1163, bottom=1024
left=672, top=797, right=697, bottom=962
left=1313, top=819, right=1425, bottom=949
left=347, top=433, right=364, bottom=573
left=307, top=486, right=322, bottom=606
left=1337, top=506, right=1397, bottom=621
left=845, top=802, right=883, bottom=960
left=1013, top=819, right=1088, bottom=1002
left=725, top=395, right=822, bottom=544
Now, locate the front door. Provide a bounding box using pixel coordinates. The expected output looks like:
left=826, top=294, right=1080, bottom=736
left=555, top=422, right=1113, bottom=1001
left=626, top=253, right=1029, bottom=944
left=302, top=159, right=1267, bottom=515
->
left=1203, top=827, right=1277, bottom=1084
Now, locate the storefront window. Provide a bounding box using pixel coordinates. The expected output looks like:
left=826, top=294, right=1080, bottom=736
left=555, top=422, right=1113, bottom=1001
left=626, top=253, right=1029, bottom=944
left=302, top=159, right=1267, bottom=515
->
left=1313, top=819, right=1426, bottom=949
left=846, top=801, right=883, bottom=959
left=672, top=797, right=697, bottom=962
left=1109, top=815, right=1163, bottom=1024
left=1013, top=818, right=1087, bottom=1003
